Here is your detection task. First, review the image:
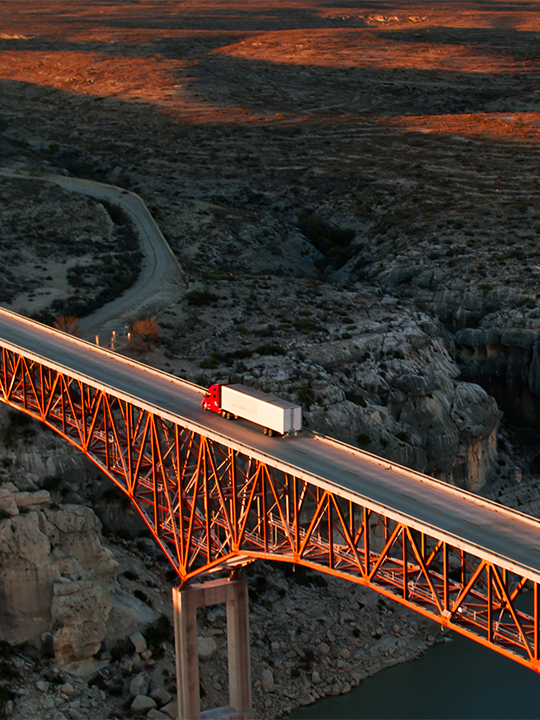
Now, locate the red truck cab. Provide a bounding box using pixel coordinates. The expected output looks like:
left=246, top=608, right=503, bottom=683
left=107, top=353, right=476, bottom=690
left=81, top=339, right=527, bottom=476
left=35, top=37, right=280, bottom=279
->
left=202, top=383, right=229, bottom=415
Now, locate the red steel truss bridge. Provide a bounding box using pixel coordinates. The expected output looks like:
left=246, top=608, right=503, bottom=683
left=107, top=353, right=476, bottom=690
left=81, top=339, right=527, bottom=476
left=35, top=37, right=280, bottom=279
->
left=2, top=308, right=540, bottom=674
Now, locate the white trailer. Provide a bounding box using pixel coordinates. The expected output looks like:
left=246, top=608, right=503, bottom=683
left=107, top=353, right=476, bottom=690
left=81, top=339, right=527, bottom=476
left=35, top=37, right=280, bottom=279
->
left=220, top=384, right=302, bottom=436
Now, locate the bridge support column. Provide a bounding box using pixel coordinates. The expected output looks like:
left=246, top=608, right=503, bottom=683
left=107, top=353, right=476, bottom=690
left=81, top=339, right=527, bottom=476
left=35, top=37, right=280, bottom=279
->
left=172, top=577, right=254, bottom=720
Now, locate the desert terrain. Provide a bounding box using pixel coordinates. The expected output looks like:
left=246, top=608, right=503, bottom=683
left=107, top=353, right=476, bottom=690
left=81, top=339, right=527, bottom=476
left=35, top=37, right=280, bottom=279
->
left=2, top=0, right=540, bottom=717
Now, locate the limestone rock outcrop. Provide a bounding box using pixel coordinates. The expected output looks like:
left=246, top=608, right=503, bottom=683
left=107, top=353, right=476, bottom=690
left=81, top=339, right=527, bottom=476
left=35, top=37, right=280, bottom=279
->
left=0, top=493, right=117, bottom=657
left=51, top=580, right=113, bottom=669
left=240, top=314, right=501, bottom=491
left=0, top=472, right=157, bottom=672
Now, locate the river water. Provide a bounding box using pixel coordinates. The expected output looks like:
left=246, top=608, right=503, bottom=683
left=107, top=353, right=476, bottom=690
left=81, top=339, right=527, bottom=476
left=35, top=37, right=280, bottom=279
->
left=289, top=630, right=540, bottom=719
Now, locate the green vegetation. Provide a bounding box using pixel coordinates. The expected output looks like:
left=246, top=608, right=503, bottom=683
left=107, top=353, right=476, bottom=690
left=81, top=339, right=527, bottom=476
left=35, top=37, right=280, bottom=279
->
left=345, top=390, right=366, bottom=407
left=110, top=638, right=133, bottom=663
left=102, top=485, right=131, bottom=510
left=186, top=288, right=218, bottom=306
left=297, top=210, right=356, bottom=269
left=395, top=430, right=411, bottom=442
left=199, top=347, right=254, bottom=369
left=297, top=387, right=315, bottom=407
left=42, top=475, right=62, bottom=492
left=144, top=615, right=173, bottom=659
left=254, top=344, right=286, bottom=356
left=0, top=410, right=35, bottom=449
left=134, top=589, right=152, bottom=607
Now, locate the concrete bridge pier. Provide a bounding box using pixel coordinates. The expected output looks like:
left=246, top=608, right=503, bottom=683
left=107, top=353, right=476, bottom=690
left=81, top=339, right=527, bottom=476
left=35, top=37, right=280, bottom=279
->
left=172, top=576, right=255, bottom=720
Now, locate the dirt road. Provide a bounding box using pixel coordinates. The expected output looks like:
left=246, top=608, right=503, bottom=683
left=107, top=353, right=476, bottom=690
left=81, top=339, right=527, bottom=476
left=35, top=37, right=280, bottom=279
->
left=0, top=168, right=186, bottom=339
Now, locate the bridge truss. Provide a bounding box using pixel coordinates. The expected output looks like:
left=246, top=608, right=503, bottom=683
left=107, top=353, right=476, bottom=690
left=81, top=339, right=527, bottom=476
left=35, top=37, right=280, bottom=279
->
left=2, top=343, right=540, bottom=673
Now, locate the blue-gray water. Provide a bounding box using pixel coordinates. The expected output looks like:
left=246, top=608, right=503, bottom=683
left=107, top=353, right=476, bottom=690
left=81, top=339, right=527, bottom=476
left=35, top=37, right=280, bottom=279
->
left=289, top=630, right=540, bottom=719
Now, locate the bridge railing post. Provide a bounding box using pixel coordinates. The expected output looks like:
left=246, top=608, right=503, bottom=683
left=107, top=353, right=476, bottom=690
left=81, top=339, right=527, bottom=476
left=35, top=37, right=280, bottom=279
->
left=172, top=577, right=254, bottom=720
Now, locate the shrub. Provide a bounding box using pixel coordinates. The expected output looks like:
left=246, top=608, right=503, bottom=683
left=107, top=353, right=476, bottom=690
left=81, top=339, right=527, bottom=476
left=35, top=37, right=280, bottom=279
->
left=186, top=289, right=218, bottom=306
left=53, top=315, right=79, bottom=336
left=297, top=209, right=356, bottom=268
left=395, top=430, right=410, bottom=442
left=254, top=344, right=286, bottom=356
left=42, top=476, right=62, bottom=492
left=199, top=352, right=221, bottom=369
left=0, top=642, right=13, bottom=660
left=40, top=635, right=54, bottom=660
left=110, top=638, right=133, bottom=663
left=1, top=410, right=35, bottom=448
left=345, top=390, right=366, bottom=407
left=134, top=589, right=152, bottom=607
left=297, top=387, right=315, bottom=407
left=102, top=485, right=131, bottom=509
left=479, top=282, right=493, bottom=295
left=130, top=317, right=160, bottom=351
left=145, top=615, right=172, bottom=659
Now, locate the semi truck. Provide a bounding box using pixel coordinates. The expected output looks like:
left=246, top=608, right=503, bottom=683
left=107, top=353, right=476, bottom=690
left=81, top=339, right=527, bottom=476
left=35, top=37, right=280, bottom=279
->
left=202, top=383, right=302, bottom=437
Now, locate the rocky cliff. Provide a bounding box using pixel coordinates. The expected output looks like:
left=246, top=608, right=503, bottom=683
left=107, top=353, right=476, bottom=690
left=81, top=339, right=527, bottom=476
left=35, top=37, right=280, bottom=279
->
left=0, top=413, right=159, bottom=676
left=211, top=298, right=503, bottom=492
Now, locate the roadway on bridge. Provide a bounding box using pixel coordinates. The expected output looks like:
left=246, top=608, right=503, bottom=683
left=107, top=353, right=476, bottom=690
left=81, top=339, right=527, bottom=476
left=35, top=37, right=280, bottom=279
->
left=2, top=307, right=540, bottom=583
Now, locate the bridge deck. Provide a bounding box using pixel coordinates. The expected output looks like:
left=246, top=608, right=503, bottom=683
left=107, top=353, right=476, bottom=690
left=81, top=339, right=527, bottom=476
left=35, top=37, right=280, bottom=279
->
left=1, top=307, right=540, bottom=582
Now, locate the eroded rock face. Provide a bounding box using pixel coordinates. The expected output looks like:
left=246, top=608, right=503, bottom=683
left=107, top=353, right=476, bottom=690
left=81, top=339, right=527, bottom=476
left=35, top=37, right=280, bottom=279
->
left=0, top=481, right=120, bottom=670
left=244, top=315, right=501, bottom=491
left=52, top=580, right=113, bottom=669
left=454, top=308, right=540, bottom=424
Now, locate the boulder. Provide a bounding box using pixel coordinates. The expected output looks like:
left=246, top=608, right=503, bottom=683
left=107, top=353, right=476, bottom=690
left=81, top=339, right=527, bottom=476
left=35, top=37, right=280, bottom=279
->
left=150, top=687, right=172, bottom=706
left=197, top=635, right=217, bottom=661
left=0, top=487, right=18, bottom=516
left=129, top=672, right=149, bottom=698
left=261, top=668, right=275, bottom=693
left=105, top=588, right=158, bottom=644
left=13, top=490, right=50, bottom=507
left=161, top=702, right=179, bottom=719
left=130, top=631, right=147, bottom=654
left=130, top=695, right=157, bottom=715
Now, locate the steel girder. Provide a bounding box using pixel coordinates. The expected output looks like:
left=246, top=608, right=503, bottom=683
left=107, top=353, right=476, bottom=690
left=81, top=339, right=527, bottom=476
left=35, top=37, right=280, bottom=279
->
left=1, top=345, right=540, bottom=672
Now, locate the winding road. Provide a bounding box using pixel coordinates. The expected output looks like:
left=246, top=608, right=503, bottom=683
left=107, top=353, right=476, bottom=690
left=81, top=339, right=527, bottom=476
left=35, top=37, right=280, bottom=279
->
left=0, top=168, right=187, bottom=339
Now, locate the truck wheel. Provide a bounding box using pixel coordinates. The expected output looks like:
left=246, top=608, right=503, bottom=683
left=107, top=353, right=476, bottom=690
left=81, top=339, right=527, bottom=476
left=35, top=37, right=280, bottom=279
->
left=221, top=410, right=227, bottom=418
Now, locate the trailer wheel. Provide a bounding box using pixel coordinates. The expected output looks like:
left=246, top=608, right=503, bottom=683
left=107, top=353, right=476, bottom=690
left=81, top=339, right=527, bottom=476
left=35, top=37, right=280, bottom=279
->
left=234, top=415, right=238, bottom=420
left=226, top=412, right=231, bottom=420
left=267, top=429, right=273, bottom=437
left=221, top=410, right=227, bottom=418
left=263, top=427, right=268, bottom=435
